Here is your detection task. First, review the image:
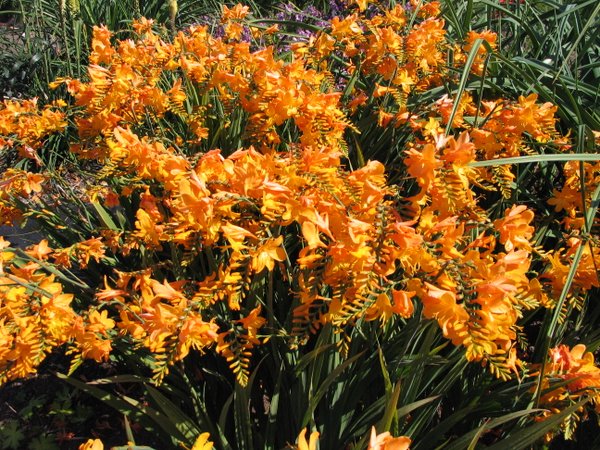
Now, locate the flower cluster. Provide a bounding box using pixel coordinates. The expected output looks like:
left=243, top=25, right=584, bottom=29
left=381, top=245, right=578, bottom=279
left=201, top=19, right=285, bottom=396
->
left=0, top=98, right=67, bottom=163
left=0, top=1, right=598, bottom=420
left=0, top=238, right=114, bottom=383
left=535, top=344, right=600, bottom=440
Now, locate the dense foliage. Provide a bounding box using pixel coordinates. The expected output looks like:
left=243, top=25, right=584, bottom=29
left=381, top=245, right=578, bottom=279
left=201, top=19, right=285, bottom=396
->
left=0, top=0, right=599, bottom=449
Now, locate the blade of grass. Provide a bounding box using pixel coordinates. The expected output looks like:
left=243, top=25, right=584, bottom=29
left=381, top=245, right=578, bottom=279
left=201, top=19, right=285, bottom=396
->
left=553, top=1, right=600, bottom=82
left=486, top=400, right=588, bottom=450
left=300, top=350, right=366, bottom=428
left=145, top=384, right=202, bottom=445
left=443, top=409, right=544, bottom=450
left=445, top=38, right=487, bottom=136
left=470, top=153, right=600, bottom=168
left=57, top=372, right=185, bottom=444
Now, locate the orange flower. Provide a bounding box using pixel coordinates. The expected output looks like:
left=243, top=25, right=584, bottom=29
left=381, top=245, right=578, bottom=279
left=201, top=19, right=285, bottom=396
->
left=366, top=290, right=415, bottom=323
left=368, top=426, right=411, bottom=450
left=73, top=310, right=115, bottom=363
left=463, top=30, right=497, bottom=75
left=224, top=22, right=245, bottom=40
left=0, top=237, right=13, bottom=271
left=221, top=3, right=250, bottom=21
left=297, top=428, right=319, bottom=450
left=75, top=238, right=106, bottom=268
left=331, top=14, right=363, bottom=39
left=25, top=239, right=52, bottom=260
left=392, top=289, right=415, bottom=318
left=421, top=283, right=469, bottom=346
left=79, top=439, right=103, bottom=450
left=493, top=205, right=534, bottom=251
left=132, top=17, right=154, bottom=34
left=251, top=236, right=286, bottom=273
left=86, top=310, right=115, bottom=335
left=238, top=306, right=266, bottom=341
left=178, top=315, right=219, bottom=360
left=89, top=26, right=115, bottom=65
left=353, top=0, right=372, bottom=11
left=547, top=186, right=581, bottom=216
left=134, top=208, right=164, bottom=249
left=222, top=223, right=257, bottom=252
left=405, top=143, right=442, bottom=201
left=442, top=131, right=475, bottom=165
left=548, top=344, right=600, bottom=394
left=191, top=432, right=214, bottom=450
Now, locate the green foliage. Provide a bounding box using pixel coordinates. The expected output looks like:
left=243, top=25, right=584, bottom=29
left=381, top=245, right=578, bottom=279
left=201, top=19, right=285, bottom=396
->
left=0, top=0, right=216, bottom=99
left=0, top=421, right=25, bottom=450
left=57, top=315, right=585, bottom=449
left=0, top=380, right=98, bottom=449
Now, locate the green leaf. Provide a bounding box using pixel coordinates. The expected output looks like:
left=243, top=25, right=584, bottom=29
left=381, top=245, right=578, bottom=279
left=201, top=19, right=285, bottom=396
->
left=87, top=375, right=147, bottom=384
left=294, top=344, right=335, bottom=376
left=553, top=1, right=600, bottom=82
left=57, top=373, right=185, bottom=444
left=355, top=395, right=439, bottom=450
left=486, top=400, right=589, bottom=450
left=301, top=351, right=366, bottom=428
left=412, top=402, right=475, bottom=450
left=396, top=396, right=440, bottom=420
left=28, top=435, right=59, bottom=450
left=0, top=421, right=24, bottom=450
left=443, top=409, right=544, bottom=450
left=377, top=381, right=401, bottom=433
left=218, top=393, right=234, bottom=446
left=145, top=384, right=202, bottom=445
left=264, top=361, right=284, bottom=450
left=445, top=38, right=487, bottom=136
left=470, top=153, right=600, bottom=168
left=92, top=201, right=119, bottom=231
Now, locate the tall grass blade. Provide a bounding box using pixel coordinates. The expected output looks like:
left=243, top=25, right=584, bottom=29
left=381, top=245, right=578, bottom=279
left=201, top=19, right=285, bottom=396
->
left=553, top=2, right=600, bottom=82
left=445, top=38, right=487, bottom=136
left=486, top=400, right=588, bottom=450
left=470, top=153, right=600, bottom=168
